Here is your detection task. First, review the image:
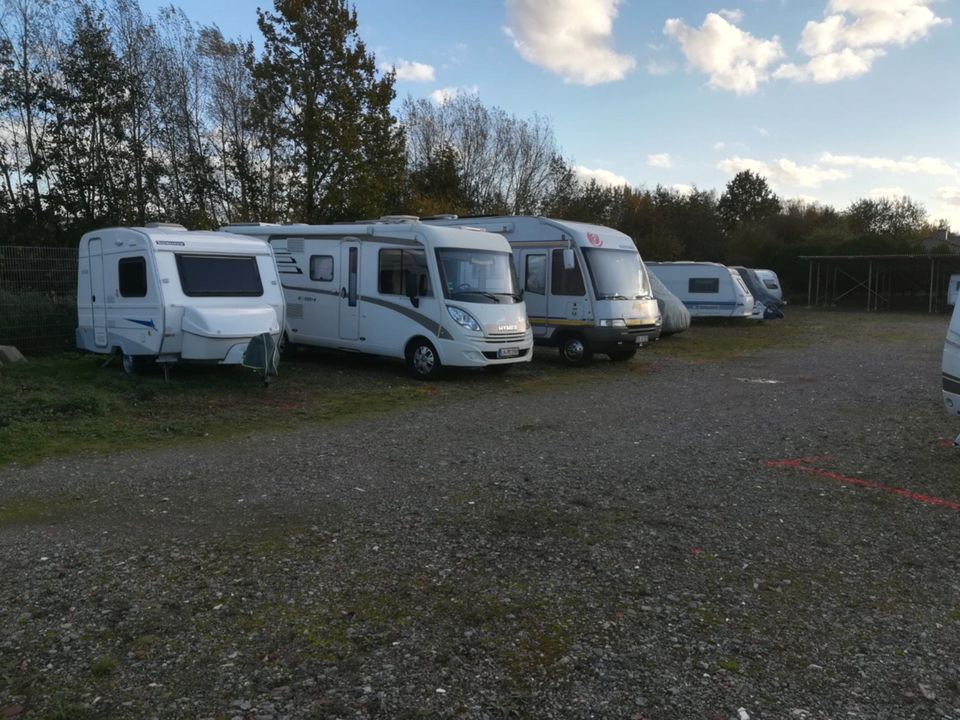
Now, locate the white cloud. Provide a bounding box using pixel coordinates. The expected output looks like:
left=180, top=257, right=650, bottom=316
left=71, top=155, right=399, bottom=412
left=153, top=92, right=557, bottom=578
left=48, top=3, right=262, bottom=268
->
left=504, top=0, right=636, bottom=85
left=429, top=85, right=479, bottom=105
left=573, top=165, right=630, bottom=187
left=789, top=194, right=820, bottom=206
left=672, top=184, right=695, bottom=196
left=868, top=186, right=907, bottom=199
left=820, top=152, right=959, bottom=176
left=718, top=156, right=849, bottom=187
left=714, top=141, right=727, bottom=151
left=937, top=187, right=960, bottom=206
left=774, top=47, right=883, bottom=83
left=647, top=153, right=673, bottom=169
left=663, top=12, right=784, bottom=95
left=778, top=0, right=949, bottom=84
left=718, top=9, right=744, bottom=24
left=646, top=60, right=675, bottom=75
left=754, top=126, right=769, bottom=137
left=384, top=59, right=435, bottom=83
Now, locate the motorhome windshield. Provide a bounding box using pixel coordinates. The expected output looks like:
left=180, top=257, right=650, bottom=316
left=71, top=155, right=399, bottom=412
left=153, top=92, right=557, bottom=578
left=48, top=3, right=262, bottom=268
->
left=436, top=248, right=519, bottom=304
left=176, top=254, right=263, bottom=297
left=582, top=248, right=649, bottom=300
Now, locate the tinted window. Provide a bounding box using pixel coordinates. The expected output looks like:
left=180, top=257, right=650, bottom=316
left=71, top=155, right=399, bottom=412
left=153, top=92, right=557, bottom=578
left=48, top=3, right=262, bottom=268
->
left=176, top=255, right=263, bottom=297
left=118, top=256, right=147, bottom=297
left=763, top=279, right=779, bottom=290
left=310, top=255, right=334, bottom=282
left=525, top=254, right=546, bottom=295
left=689, top=277, right=719, bottom=293
left=551, top=249, right=586, bottom=296
left=378, top=248, right=431, bottom=297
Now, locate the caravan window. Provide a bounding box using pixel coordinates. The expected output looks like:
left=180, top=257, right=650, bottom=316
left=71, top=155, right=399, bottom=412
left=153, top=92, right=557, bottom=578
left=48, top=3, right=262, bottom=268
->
left=176, top=255, right=263, bottom=297
left=551, top=249, right=586, bottom=296
left=118, top=256, right=147, bottom=297
left=309, top=255, right=334, bottom=282
left=378, top=249, right=431, bottom=297
left=689, top=277, right=719, bottom=293
left=525, top=254, right=546, bottom=295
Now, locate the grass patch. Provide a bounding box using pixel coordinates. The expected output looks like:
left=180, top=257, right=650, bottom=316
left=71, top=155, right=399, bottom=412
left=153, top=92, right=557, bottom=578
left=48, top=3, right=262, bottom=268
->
left=0, top=495, right=87, bottom=526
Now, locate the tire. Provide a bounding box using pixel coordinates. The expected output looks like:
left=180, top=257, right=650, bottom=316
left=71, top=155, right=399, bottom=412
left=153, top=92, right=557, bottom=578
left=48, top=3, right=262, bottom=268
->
left=608, top=347, right=638, bottom=362
left=483, top=363, right=512, bottom=375
left=121, top=352, right=142, bottom=375
left=278, top=332, right=297, bottom=360
left=406, top=338, right=441, bottom=379
left=557, top=334, right=592, bottom=366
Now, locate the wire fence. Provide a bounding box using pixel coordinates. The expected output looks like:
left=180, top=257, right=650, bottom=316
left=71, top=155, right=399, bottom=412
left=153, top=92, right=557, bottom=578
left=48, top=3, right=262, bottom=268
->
left=0, top=246, right=77, bottom=355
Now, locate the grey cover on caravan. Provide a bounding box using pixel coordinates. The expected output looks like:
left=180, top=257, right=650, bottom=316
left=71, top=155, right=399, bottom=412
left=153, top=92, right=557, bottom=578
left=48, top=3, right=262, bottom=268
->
left=648, top=271, right=690, bottom=336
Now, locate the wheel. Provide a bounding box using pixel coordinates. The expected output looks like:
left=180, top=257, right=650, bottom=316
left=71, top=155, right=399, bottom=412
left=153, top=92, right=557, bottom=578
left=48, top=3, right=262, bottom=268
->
left=608, top=347, right=638, bottom=362
left=406, top=338, right=441, bottom=379
left=121, top=352, right=142, bottom=375
left=557, top=334, right=592, bottom=366
left=483, top=363, right=511, bottom=375
left=278, top=332, right=297, bottom=360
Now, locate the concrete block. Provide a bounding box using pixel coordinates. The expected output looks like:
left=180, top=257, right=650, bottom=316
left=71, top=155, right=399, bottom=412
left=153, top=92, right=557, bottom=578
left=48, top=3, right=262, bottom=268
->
left=0, top=346, right=26, bottom=363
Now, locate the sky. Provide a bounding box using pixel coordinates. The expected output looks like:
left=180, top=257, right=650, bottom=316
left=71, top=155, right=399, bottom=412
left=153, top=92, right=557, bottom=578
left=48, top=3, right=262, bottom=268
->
left=141, top=0, right=960, bottom=230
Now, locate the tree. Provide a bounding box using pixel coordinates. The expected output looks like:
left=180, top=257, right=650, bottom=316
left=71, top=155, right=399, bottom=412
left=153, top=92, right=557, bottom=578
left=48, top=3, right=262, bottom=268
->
left=47, top=4, right=132, bottom=231
left=718, top=170, right=780, bottom=233
left=407, top=143, right=470, bottom=216
left=253, top=0, right=405, bottom=222
left=401, top=94, right=563, bottom=215
left=845, top=196, right=930, bottom=247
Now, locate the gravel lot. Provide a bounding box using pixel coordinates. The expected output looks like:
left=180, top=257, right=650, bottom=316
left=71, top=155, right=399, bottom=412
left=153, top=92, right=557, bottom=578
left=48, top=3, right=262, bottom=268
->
left=1, top=309, right=958, bottom=720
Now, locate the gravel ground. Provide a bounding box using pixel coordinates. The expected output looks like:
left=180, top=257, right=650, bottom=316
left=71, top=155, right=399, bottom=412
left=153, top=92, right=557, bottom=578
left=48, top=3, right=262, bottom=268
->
left=2, top=310, right=959, bottom=720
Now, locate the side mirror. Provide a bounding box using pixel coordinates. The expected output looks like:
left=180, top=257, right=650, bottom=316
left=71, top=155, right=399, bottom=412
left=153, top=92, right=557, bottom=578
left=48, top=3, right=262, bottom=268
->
left=562, top=248, right=575, bottom=270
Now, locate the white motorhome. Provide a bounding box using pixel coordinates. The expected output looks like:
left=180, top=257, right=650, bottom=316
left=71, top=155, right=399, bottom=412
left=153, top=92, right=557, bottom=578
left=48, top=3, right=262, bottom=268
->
left=76, top=225, right=284, bottom=374
left=946, top=274, right=960, bottom=306
left=222, top=217, right=533, bottom=378
left=646, top=262, right=756, bottom=319
left=754, top=269, right=785, bottom=304
left=943, top=299, right=960, bottom=444
left=425, top=216, right=661, bottom=365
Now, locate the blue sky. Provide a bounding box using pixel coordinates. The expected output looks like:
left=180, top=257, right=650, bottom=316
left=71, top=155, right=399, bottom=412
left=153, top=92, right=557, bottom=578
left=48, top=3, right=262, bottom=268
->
left=144, top=0, right=960, bottom=229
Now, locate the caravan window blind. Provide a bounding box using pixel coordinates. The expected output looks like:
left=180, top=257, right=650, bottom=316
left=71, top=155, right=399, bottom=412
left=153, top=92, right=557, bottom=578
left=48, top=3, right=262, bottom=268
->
left=176, top=255, right=263, bottom=297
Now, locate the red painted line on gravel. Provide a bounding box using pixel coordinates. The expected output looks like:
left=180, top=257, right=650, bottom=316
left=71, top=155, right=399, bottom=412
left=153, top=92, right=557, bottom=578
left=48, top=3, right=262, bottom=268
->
left=766, top=457, right=960, bottom=513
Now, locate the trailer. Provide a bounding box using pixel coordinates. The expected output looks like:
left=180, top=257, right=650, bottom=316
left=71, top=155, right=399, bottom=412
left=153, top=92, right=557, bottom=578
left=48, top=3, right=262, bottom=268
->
left=943, top=298, right=960, bottom=445
left=76, top=225, right=284, bottom=375
left=754, top=268, right=786, bottom=304
left=646, top=262, right=756, bottom=319
left=732, top=266, right=785, bottom=319
left=222, top=217, right=534, bottom=378
left=424, top=216, right=661, bottom=365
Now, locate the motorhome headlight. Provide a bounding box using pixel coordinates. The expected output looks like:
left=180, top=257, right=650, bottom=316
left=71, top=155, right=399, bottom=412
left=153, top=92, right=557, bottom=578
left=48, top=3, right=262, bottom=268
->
left=447, top=306, right=482, bottom=332
left=597, top=319, right=627, bottom=328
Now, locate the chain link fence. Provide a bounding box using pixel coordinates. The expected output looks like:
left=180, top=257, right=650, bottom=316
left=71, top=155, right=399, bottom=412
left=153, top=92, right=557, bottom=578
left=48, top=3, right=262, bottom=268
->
left=0, top=246, right=77, bottom=355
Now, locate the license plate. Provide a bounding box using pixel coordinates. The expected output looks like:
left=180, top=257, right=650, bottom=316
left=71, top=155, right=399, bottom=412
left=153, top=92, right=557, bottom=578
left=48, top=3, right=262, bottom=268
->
left=635, top=335, right=648, bottom=344
left=497, top=347, right=519, bottom=358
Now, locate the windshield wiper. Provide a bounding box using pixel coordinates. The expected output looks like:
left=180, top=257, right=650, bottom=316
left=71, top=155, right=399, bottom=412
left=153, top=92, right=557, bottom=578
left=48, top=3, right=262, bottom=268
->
left=453, top=290, right=501, bottom=303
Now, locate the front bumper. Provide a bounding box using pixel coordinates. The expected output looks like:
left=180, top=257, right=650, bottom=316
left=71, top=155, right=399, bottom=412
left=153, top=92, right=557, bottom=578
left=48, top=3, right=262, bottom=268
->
left=439, top=331, right=535, bottom=368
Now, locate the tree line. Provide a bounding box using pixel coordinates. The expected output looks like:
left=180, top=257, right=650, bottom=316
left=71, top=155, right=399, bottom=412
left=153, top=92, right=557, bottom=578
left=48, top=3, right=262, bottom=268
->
left=0, top=0, right=948, bottom=292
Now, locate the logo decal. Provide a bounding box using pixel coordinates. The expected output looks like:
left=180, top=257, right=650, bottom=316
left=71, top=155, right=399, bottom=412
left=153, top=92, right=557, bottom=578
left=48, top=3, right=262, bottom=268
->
left=587, top=232, right=602, bottom=247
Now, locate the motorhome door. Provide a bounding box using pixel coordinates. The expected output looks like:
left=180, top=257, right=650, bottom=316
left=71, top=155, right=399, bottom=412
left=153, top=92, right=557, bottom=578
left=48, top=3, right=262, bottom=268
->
left=88, top=238, right=108, bottom=347
left=339, top=241, right=360, bottom=340
left=521, top=251, right=549, bottom=338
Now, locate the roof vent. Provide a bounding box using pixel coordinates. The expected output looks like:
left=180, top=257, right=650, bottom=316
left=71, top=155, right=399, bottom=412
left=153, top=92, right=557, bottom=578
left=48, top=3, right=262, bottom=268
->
left=145, top=222, right=187, bottom=230
left=378, top=215, right=420, bottom=224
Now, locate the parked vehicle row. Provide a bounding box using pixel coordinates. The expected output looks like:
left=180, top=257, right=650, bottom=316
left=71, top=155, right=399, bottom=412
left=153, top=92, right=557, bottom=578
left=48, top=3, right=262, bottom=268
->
left=645, top=262, right=786, bottom=321
left=75, top=217, right=787, bottom=379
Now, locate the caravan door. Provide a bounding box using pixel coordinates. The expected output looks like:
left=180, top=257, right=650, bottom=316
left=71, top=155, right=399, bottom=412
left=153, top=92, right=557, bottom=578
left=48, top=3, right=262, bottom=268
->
left=88, top=238, right=108, bottom=347
left=339, top=241, right=360, bottom=340
left=521, top=252, right=549, bottom=338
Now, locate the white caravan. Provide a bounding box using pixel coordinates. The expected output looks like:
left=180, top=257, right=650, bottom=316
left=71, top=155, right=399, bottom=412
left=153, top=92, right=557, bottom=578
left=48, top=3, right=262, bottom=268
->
left=425, top=216, right=661, bottom=365
left=754, top=269, right=785, bottom=304
left=222, top=218, right=533, bottom=378
left=76, top=225, right=284, bottom=374
left=646, top=262, right=756, bottom=319
left=943, top=299, right=960, bottom=444
left=946, top=274, right=960, bottom=306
